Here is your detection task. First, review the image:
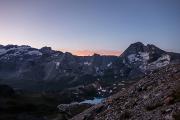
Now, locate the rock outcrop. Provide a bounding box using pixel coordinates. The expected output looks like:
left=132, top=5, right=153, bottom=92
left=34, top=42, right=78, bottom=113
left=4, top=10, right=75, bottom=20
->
left=56, top=103, right=92, bottom=120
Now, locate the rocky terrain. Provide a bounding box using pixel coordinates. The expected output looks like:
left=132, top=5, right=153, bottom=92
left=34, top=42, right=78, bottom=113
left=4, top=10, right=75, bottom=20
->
left=70, top=64, right=180, bottom=120
left=0, top=42, right=180, bottom=120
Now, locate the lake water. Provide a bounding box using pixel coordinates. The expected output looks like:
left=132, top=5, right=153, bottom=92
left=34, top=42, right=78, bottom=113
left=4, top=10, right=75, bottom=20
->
left=80, top=97, right=104, bottom=105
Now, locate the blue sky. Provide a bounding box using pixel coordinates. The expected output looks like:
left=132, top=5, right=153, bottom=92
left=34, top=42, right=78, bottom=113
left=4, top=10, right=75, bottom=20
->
left=0, top=0, right=180, bottom=55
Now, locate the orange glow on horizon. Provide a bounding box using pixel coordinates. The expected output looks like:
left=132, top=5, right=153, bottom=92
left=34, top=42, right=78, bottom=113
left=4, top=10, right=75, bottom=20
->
left=59, top=49, right=122, bottom=56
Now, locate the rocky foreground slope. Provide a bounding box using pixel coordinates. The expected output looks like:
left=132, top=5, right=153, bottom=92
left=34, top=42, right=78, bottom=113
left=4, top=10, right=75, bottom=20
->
left=70, top=64, right=180, bottom=120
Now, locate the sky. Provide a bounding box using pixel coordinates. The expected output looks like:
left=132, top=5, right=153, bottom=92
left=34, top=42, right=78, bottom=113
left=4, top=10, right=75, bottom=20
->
left=0, top=0, right=180, bottom=56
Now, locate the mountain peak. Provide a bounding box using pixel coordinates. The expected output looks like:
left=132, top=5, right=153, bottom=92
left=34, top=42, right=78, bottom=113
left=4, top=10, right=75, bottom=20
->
left=130, top=42, right=144, bottom=46
left=120, top=42, right=166, bottom=58
left=120, top=42, right=146, bottom=57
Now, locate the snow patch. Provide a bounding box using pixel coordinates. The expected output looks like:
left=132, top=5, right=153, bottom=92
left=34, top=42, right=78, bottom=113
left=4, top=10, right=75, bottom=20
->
left=139, top=52, right=149, bottom=60
left=27, top=50, right=42, bottom=56
left=139, top=54, right=171, bottom=71
left=109, top=90, right=113, bottom=93
left=128, top=54, right=140, bottom=63
left=151, top=54, right=170, bottom=68
left=0, top=49, right=7, bottom=55
left=101, top=89, right=106, bottom=92
left=55, top=62, right=60, bottom=69
left=84, top=61, right=91, bottom=66
left=128, top=52, right=149, bottom=63
left=107, top=62, right=112, bottom=67
left=0, top=46, right=42, bottom=58
left=98, top=86, right=102, bottom=90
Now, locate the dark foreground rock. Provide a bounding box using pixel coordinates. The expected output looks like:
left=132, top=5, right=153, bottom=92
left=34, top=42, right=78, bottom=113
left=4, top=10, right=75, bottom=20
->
left=0, top=84, right=15, bottom=97
left=52, top=103, right=92, bottom=120
left=70, top=64, right=180, bottom=120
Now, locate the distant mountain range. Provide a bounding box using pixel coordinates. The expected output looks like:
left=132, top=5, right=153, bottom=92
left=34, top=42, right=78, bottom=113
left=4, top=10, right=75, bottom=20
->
left=0, top=42, right=180, bottom=120
left=0, top=42, right=179, bottom=94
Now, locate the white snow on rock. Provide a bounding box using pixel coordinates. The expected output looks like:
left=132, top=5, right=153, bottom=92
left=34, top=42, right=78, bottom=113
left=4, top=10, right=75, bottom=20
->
left=55, top=62, right=60, bottom=69
left=139, top=52, right=149, bottom=61
left=0, top=49, right=7, bottom=55
left=95, top=67, right=99, bottom=71
left=107, top=62, right=112, bottom=67
left=98, top=86, right=102, bottom=90
left=113, top=87, right=117, bottom=89
left=0, top=45, right=42, bottom=57
left=84, top=61, right=91, bottom=66
left=158, top=54, right=170, bottom=61
left=27, top=50, right=42, bottom=56
left=149, top=54, right=170, bottom=68
left=128, top=54, right=140, bottom=63
left=98, top=86, right=107, bottom=93
left=126, top=52, right=171, bottom=72
left=139, top=54, right=171, bottom=71
left=7, top=46, right=30, bottom=53
left=128, top=52, right=149, bottom=63
left=54, top=53, right=60, bottom=57
left=101, top=89, right=106, bottom=92
left=109, top=90, right=113, bottom=93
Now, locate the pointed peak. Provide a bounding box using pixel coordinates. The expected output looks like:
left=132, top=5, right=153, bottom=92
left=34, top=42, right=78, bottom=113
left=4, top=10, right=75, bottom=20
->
left=147, top=44, right=158, bottom=49
left=64, top=52, right=73, bottom=56
left=120, top=42, right=166, bottom=58
left=128, top=42, right=145, bottom=49
left=121, top=42, right=146, bottom=57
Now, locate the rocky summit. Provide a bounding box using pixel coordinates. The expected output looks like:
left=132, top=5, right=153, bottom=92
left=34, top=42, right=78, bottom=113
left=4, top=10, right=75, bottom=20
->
left=70, top=64, right=180, bottom=120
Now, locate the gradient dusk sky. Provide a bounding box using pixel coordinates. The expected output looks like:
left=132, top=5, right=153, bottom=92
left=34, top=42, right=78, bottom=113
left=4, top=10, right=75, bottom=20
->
left=0, top=0, right=180, bottom=56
